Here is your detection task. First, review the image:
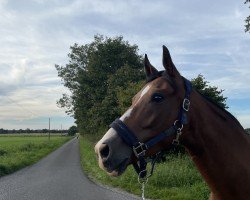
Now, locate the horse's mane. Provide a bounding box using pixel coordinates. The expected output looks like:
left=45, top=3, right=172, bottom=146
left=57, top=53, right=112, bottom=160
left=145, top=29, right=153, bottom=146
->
left=198, top=91, right=243, bottom=128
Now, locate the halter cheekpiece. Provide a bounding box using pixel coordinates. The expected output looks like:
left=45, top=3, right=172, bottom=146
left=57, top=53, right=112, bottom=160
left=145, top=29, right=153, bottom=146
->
left=110, top=77, right=192, bottom=179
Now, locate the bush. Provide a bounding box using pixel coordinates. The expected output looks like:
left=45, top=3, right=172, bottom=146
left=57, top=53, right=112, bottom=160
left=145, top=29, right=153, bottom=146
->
left=0, top=149, right=7, bottom=156
left=68, top=126, right=78, bottom=136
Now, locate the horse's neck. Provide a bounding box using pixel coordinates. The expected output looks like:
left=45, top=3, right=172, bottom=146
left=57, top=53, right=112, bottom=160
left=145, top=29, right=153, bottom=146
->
left=182, top=91, right=250, bottom=200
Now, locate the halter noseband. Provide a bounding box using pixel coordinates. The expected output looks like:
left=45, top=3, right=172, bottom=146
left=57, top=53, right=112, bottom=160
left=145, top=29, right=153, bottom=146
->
left=110, top=77, right=192, bottom=178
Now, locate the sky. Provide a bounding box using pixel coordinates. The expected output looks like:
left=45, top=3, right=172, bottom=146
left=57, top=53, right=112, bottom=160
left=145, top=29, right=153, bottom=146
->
left=0, top=0, right=249, bottom=130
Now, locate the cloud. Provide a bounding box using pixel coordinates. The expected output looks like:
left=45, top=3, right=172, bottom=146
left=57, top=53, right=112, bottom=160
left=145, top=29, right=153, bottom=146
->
left=0, top=0, right=249, bottom=129
left=0, top=60, right=26, bottom=96
left=0, top=85, right=67, bottom=119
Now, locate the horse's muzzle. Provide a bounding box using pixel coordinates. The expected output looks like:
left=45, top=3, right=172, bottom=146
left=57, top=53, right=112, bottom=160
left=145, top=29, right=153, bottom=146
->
left=95, top=128, right=132, bottom=176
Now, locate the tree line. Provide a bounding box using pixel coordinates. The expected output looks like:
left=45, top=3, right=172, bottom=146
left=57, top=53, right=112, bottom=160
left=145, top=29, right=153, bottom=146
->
left=56, top=35, right=228, bottom=135
left=0, top=128, right=67, bottom=134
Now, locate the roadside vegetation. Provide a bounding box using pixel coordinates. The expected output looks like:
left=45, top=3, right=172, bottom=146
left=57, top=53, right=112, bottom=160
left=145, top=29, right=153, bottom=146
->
left=0, top=135, right=71, bottom=177
left=80, top=134, right=210, bottom=200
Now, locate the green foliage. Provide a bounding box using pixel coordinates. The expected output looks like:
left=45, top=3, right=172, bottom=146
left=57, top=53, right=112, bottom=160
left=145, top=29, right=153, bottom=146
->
left=19, top=142, right=36, bottom=152
left=115, top=81, right=144, bottom=113
left=56, top=35, right=144, bottom=133
left=245, top=0, right=250, bottom=33
left=0, top=149, right=7, bottom=156
left=68, top=125, right=78, bottom=136
left=191, top=74, right=228, bottom=109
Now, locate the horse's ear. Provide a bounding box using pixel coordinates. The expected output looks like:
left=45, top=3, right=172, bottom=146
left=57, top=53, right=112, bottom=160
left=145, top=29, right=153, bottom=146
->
left=162, top=45, right=179, bottom=77
left=144, top=54, right=158, bottom=78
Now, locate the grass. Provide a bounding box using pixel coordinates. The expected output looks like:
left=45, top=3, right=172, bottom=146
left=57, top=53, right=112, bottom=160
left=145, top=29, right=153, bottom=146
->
left=80, top=134, right=210, bottom=200
left=0, top=135, right=72, bottom=177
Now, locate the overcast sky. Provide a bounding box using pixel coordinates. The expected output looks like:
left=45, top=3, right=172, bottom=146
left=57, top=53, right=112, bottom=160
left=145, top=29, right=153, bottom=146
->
left=0, top=0, right=249, bottom=130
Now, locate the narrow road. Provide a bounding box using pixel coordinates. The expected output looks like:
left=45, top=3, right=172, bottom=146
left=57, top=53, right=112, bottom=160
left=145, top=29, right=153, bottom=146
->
left=0, top=138, right=139, bottom=200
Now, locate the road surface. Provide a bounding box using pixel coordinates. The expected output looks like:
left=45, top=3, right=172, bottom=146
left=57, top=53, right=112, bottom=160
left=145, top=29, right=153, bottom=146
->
left=0, top=138, right=139, bottom=200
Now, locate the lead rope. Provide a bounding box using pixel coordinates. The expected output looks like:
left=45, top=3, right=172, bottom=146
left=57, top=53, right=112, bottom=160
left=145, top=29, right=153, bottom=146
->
left=138, top=172, right=148, bottom=200
left=141, top=182, right=145, bottom=200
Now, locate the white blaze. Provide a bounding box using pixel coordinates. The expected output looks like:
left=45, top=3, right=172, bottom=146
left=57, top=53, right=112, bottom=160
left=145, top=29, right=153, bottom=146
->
left=120, top=108, right=133, bottom=121
left=139, top=85, right=151, bottom=100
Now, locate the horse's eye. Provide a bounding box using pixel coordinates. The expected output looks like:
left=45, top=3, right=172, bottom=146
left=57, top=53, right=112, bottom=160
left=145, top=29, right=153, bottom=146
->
left=151, top=93, right=164, bottom=103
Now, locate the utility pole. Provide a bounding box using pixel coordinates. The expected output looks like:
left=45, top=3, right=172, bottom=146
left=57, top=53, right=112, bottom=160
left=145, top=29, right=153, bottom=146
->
left=61, top=124, right=62, bottom=136
left=49, top=118, right=51, bottom=141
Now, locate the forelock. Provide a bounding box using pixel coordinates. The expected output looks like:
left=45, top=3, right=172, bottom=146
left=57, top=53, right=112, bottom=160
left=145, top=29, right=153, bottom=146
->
left=146, top=70, right=176, bottom=91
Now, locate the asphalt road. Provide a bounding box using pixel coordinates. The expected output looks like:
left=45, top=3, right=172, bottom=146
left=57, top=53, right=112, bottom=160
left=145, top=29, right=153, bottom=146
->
left=0, top=138, right=139, bottom=200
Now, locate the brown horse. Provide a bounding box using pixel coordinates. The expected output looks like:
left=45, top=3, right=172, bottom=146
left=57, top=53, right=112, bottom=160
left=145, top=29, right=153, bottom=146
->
left=95, top=46, right=250, bottom=200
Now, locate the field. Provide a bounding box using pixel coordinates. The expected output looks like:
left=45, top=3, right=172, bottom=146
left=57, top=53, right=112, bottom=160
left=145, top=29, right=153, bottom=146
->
left=0, top=135, right=71, bottom=177
left=80, top=135, right=210, bottom=200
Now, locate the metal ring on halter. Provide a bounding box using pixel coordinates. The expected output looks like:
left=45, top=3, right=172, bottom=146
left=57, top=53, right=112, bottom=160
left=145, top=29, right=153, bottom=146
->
left=174, top=120, right=183, bottom=131
left=138, top=170, right=149, bottom=184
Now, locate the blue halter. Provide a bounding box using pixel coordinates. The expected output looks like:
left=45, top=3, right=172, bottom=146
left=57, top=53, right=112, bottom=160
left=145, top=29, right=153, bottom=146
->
left=110, top=77, right=192, bottom=178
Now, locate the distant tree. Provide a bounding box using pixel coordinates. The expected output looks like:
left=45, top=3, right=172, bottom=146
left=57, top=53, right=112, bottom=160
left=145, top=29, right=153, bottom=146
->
left=42, top=129, right=48, bottom=133
left=25, top=128, right=31, bottom=134
left=68, top=125, right=78, bottom=136
left=245, top=0, right=250, bottom=33
left=191, top=74, right=228, bottom=109
left=0, top=128, right=7, bottom=134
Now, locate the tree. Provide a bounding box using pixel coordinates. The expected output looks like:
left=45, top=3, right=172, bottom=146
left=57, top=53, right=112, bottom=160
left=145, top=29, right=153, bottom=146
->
left=245, top=0, right=250, bottom=33
left=191, top=74, right=228, bottom=109
left=56, top=35, right=144, bottom=134
left=68, top=125, right=78, bottom=136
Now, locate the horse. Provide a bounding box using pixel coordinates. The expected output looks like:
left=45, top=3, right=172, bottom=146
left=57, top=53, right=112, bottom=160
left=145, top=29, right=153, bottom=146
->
left=94, top=46, right=250, bottom=200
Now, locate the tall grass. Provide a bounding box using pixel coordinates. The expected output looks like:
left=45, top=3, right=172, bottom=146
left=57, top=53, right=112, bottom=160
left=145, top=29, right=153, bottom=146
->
left=0, top=136, right=71, bottom=177
left=80, top=134, right=210, bottom=200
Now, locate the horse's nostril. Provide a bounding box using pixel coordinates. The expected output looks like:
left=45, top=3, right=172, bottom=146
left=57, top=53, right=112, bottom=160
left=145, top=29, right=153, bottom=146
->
left=99, top=144, right=110, bottom=159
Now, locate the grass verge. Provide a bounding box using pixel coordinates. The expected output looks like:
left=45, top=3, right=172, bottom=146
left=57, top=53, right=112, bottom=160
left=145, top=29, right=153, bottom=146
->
left=80, top=134, right=210, bottom=200
left=0, top=135, right=72, bottom=177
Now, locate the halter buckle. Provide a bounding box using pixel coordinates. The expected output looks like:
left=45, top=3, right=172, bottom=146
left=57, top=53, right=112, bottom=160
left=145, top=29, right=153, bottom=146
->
left=172, top=139, right=180, bottom=145
left=172, top=127, right=182, bottom=145
left=183, top=98, right=190, bottom=112
left=133, top=142, right=147, bottom=158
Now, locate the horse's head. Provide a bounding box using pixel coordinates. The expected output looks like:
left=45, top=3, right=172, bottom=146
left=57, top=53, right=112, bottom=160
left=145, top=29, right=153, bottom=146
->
left=95, top=46, right=191, bottom=177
